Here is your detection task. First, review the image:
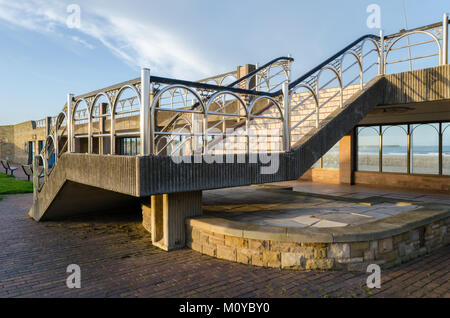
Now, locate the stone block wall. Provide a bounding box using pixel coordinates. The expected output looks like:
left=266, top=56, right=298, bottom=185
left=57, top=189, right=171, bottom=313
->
left=0, top=125, right=14, bottom=162
left=186, top=216, right=449, bottom=271
left=0, top=120, right=48, bottom=165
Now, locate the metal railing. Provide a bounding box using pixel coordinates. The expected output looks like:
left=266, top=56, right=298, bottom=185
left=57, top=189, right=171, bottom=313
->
left=34, top=14, right=449, bottom=191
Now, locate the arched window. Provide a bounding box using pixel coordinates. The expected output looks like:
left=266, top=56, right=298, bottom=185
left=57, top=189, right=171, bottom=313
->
left=357, top=126, right=379, bottom=172
left=382, top=125, right=407, bottom=173
left=410, top=123, right=439, bottom=175
left=443, top=122, right=450, bottom=176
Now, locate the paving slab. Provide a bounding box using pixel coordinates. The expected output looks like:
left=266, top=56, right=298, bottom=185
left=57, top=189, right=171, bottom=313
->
left=0, top=193, right=449, bottom=298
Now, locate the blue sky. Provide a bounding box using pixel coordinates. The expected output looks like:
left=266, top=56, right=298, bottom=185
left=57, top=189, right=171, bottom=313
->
left=0, top=0, right=449, bottom=125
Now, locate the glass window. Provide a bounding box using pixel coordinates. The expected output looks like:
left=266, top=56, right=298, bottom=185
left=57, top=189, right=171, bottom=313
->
left=443, top=122, right=450, bottom=176
left=322, top=142, right=339, bottom=169
left=381, top=125, right=407, bottom=173
left=410, top=123, right=439, bottom=175
left=119, top=137, right=140, bottom=156
left=357, top=126, right=379, bottom=172
left=311, top=158, right=321, bottom=168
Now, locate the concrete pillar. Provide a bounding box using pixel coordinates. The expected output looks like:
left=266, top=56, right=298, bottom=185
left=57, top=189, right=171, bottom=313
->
left=142, top=191, right=202, bottom=251
left=236, top=64, right=256, bottom=124
left=99, top=103, right=109, bottom=155
left=45, top=117, right=52, bottom=137
left=339, top=130, right=354, bottom=185
left=141, top=197, right=152, bottom=233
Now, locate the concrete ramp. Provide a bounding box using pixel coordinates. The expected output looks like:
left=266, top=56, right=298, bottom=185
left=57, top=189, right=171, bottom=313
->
left=30, top=154, right=139, bottom=221
left=37, top=181, right=140, bottom=221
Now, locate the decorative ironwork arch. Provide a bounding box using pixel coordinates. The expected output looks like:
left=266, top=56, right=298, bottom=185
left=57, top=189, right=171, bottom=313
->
left=150, top=84, right=206, bottom=155
left=385, top=30, right=442, bottom=69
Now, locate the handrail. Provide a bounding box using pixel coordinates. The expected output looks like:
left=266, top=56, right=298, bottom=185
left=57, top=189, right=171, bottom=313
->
left=227, top=56, right=294, bottom=87
left=150, top=57, right=292, bottom=139
left=150, top=75, right=271, bottom=97
left=385, top=21, right=444, bottom=39
left=288, top=35, right=379, bottom=91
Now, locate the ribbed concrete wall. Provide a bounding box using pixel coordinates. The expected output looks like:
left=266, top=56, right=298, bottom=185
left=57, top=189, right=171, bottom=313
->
left=384, top=65, right=450, bottom=104
left=33, top=153, right=139, bottom=220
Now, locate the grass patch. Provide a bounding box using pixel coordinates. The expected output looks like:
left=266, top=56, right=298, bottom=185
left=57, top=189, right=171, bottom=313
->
left=0, top=173, right=33, bottom=194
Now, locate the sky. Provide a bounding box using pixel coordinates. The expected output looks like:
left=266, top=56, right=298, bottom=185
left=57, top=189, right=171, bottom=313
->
left=0, top=0, right=449, bottom=125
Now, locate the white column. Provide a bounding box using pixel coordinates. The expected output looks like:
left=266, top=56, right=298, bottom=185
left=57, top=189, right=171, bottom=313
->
left=379, top=29, right=385, bottom=75
left=443, top=13, right=448, bottom=65
left=282, top=82, right=291, bottom=152
left=140, top=68, right=151, bottom=155
left=67, top=94, right=74, bottom=152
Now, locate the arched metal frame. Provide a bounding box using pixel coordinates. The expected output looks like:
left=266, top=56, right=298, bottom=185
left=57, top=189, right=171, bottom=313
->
left=37, top=153, right=46, bottom=189
left=205, top=91, right=248, bottom=154
left=248, top=96, right=284, bottom=153
left=443, top=123, right=450, bottom=134
left=358, top=126, right=380, bottom=135
left=340, top=51, right=363, bottom=91
left=111, top=84, right=141, bottom=155
left=54, top=111, right=67, bottom=158
left=89, top=92, right=113, bottom=155
left=287, top=83, right=319, bottom=142
left=410, top=123, right=440, bottom=134
left=384, top=30, right=443, bottom=72
left=244, top=61, right=290, bottom=92
left=360, top=37, right=381, bottom=77
left=382, top=125, right=408, bottom=135
left=156, top=117, right=193, bottom=156
left=150, top=84, right=206, bottom=155
left=316, top=66, right=343, bottom=105
left=40, top=134, right=57, bottom=179
left=71, top=98, right=91, bottom=154
left=219, top=74, right=238, bottom=86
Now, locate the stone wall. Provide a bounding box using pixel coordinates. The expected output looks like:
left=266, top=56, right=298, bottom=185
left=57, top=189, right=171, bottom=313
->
left=0, top=125, right=14, bottom=162
left=0, top=120, right=48, bottom=165
left=186, top=213, right=449, bottom=271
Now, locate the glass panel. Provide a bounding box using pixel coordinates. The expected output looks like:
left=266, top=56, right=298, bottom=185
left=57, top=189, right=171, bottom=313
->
left=322, top=142, right=339, bottom=169
left=118, top=137, right=141, bottom=156
left=411, top=123, right=439, bottom=175
left=443, top=123, right=450, bottom=176
left=311, top=158, right=321, bottom=168
left=357, top=126, right=379, bottom=172
left=132, top=138, right=136, bottom=155
left=382, top=125, right=407, bottom=173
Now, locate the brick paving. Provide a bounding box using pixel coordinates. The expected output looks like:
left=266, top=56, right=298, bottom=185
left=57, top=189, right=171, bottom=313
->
left=0, top=193, right=449, bottom=298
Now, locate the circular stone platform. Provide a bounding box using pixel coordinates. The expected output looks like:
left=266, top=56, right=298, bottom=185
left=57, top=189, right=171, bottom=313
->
left=186, top=186, right=450, bottom=271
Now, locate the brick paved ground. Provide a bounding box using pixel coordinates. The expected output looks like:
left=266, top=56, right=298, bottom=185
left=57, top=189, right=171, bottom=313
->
left=0, top=193, right=449, bottom=298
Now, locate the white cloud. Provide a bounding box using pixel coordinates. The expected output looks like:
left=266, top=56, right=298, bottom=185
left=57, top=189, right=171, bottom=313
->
left=71, top=36, right=94, bottom=49
left=0, top=0, right=217, bottom=78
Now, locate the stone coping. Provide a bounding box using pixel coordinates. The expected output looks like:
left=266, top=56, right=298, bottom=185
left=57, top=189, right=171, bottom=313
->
left=187, top=205, right=450, bottom=243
